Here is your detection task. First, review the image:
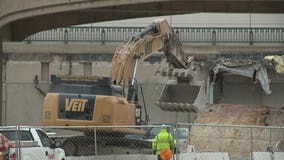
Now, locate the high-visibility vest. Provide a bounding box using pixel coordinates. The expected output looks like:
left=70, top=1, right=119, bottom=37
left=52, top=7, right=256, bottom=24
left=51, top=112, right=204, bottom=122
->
left=152, top=128, right=175, bottom=155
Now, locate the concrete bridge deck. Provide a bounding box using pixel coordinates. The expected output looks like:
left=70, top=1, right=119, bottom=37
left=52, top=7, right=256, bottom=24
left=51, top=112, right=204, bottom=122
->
left=1, top=0, right=284, bottom=41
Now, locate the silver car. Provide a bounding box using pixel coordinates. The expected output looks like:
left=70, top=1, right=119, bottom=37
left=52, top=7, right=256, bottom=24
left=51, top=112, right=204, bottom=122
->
left=125, top=126, right=189, bottom=153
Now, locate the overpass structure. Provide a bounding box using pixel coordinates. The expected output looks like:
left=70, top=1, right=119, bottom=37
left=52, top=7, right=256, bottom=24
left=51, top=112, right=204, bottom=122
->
left=1, top=0, right=284, bottom=42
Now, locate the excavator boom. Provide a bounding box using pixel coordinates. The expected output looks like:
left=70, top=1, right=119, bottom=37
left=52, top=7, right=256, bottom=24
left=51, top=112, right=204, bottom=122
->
left=110, top=18, right=189, bottom=86
left=110, top=18, right=203, bottom=112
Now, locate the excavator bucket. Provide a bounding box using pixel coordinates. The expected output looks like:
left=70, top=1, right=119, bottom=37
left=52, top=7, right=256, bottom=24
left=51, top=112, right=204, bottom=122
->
left=155, top=80, right=206, bottom=112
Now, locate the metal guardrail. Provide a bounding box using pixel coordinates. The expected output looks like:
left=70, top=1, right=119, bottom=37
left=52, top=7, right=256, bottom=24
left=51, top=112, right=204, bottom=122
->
left=24, top=26, right=284, bottom=45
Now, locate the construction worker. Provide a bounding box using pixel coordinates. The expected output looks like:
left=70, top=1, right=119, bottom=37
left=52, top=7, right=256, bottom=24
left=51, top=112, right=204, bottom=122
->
left=152, top=125, right=176, bottom=160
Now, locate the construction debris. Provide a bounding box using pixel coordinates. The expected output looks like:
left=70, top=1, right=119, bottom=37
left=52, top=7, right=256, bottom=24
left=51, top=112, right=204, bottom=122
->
left=212, top=63, right=271, bottom=95
left=184, top=103, right=284, bottom=159
left=155, top=57, right=276, bottom=112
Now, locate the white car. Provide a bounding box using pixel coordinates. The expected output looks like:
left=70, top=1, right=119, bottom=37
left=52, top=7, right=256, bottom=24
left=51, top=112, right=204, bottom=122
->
left=0, top=127, right=66, bottom=160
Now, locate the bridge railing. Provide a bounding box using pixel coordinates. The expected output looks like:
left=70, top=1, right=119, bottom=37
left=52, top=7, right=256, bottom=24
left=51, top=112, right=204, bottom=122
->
left=24, top=26, right=284, bottom=45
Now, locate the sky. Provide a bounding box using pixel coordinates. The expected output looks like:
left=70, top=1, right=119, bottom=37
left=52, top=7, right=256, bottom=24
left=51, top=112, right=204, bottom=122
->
left=80, top=13, right=284, bottom=27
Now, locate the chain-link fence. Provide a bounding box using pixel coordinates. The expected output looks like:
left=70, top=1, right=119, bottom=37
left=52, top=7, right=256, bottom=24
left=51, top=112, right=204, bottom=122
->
left=1, top=124, right=284, bottom=160
left=179, top=123, right=284, bottom=160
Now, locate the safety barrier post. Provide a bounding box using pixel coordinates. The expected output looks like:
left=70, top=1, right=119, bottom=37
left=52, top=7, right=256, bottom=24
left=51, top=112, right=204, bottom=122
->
left=174, top=124, right=178, bottom=160
left=26, top=36, right=31, bottom=44
left=94, top=127, right=97, bottom=156
left=101, top=29, right=105, bottom=44
left=16, top=125, right=21, bottom=160
left=64, top=29, right=68, bottom=44
left=249, top=29, right=254, bottom=45
left=175, top=29, right=179, bottom=38
left=250, top=127, right=254, bottom=160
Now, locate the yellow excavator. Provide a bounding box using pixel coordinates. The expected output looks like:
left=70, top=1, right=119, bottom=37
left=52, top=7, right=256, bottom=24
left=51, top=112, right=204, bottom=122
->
left=42, top=18, right=192, bottom=156
left=42, top=18, right=190, bottom=128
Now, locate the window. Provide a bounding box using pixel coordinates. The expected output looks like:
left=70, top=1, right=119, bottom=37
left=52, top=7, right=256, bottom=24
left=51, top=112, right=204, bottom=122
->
left=0, top=130, right=34, bottom=141
left=175, top=129, right=188, bottom=139
left=36, top=130, right=52, bottom=147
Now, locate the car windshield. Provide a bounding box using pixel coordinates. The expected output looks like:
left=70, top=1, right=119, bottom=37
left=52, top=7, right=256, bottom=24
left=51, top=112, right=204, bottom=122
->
left=0, top=130, right=34, bottom=141
left=174, top=129, right=187, bottom=139
left=146, top=127, right=188, bottom=139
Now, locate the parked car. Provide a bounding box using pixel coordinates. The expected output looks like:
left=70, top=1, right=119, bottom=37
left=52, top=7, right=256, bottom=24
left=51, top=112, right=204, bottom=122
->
left=0, top=127, right=66, bottom=160
left=125, top=125, right=189, bottom=153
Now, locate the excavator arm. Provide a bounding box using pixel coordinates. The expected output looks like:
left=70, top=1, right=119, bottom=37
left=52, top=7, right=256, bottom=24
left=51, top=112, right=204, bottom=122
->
left=110, top=19, right=189, bottom=87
